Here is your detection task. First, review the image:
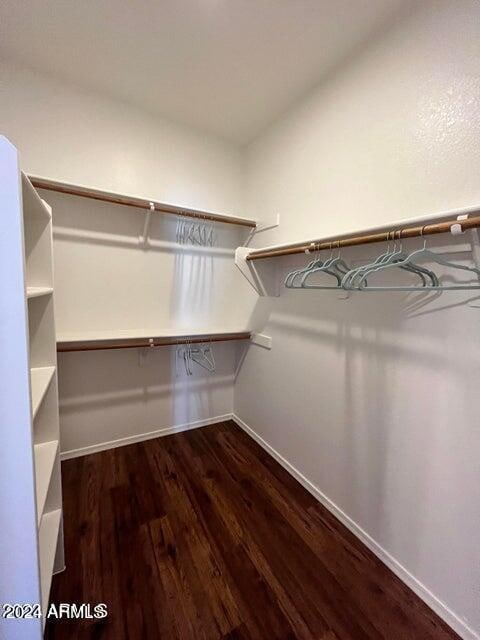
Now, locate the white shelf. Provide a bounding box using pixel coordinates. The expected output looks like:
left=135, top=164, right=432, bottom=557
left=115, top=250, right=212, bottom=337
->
left=22, top=173, right=51, bottom=221
left=28, top=174, right=256, bottom=228
left=34, top=440, right=59, bottom=526
left=31, top=366, right=55, bottom=418
left=27, top=286, right=53, bottom=299
left=38, top=508, right=61, bottom=615
left=57, top=327, right=251, bottom=342
left=243, top=203, right=480, bottom=259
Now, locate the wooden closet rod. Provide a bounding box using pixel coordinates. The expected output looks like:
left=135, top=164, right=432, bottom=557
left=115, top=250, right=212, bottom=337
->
left=247, top=214, right=480, bottom=261
left=29, top=176, right=256, bottom=228
left=57, top=331, right=252, bottom=353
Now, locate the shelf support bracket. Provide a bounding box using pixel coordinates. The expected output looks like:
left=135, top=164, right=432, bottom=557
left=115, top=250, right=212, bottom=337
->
left=140, top=202, right=155, bottom=247
left=452, top=214, right=480, bottom=308
left=450, top=213, right=480, bottom=270
left=250, top=332, right=272, bottom=349
left=245, top=213, right=280, bottom=246
left=235, top=246, right=279, bottom=296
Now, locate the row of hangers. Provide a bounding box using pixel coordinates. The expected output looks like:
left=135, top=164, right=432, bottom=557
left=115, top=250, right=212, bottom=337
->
left=141, top=208, right=217, bottom=247
left=175, top=342, right=216, bottom=376
left=285, top=229, right=480, bottom=291
left=176, top=218, right=216, bottom=246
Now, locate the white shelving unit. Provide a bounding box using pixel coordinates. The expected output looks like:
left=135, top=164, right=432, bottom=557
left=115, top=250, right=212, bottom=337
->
left=0, top=137, right=64, bottom=640
left=31, top=366, right=56, bottom=418
left=27, top=286, right=54, bottom=299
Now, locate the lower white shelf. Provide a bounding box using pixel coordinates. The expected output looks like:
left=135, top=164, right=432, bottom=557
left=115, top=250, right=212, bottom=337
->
left=31, top=366, right=55, bottom=418
left=38, top=508, right=61, bottom=616
left=27, top=286, right=53, bottom=299
left=34, top=440, right=59, bottom=526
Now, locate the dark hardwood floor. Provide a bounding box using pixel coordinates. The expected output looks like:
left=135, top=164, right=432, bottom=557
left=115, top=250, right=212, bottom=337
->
left=45, top=420, right=459, bottom=640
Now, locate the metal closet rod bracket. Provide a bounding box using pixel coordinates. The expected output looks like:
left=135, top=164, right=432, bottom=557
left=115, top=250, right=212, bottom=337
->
left=451, top=213, right=480, bottom=270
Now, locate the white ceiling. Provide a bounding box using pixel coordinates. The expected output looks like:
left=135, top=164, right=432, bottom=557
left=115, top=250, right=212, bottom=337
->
left=1, top=0, right=408, bottom=144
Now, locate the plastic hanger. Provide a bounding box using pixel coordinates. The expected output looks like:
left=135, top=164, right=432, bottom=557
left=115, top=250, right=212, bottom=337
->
left=357, top=226, right=480, bottom=290
left=300, top=242, right=349, bottom=289
left=285, top=256, right=322, bottom=288
left=176, top=344, right=193, bottom=376
left=343, top=230, right=437, bottom=290
left=341, top=231, right=397, bottom=289
left=286, top=243, right=344, bottom=288
left=190, top=343, right=216, bottom=373
left=354, top=230, right=438, bottom=289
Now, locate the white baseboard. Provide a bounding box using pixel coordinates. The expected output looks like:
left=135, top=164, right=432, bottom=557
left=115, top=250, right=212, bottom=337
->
left=232, top=414, right=478, bottom=640
left=60, top=413, right=233, bottom=461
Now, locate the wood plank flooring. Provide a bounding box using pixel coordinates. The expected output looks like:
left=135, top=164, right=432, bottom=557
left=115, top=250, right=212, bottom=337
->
left=45, top=420, right=459, bottom=640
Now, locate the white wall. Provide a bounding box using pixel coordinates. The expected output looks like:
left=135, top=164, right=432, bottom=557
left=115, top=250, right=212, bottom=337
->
left=0, top=61, right=242, bottom=213
left=235, top=1, right=480, bottom=638
left=0, top=61, right=250, bottom=454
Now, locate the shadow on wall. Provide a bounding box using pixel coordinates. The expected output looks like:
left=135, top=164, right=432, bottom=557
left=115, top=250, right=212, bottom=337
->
left=168, top=220, right=248, bottom=425
left=57, top=343, right=236, bottom=453
left=169, top=244, right=215, bottom=427
left=236, top=237, right=480, bottom=569
left=170, top=248, right=214, bottom=327
left=44, top=188, right=238, bottom=258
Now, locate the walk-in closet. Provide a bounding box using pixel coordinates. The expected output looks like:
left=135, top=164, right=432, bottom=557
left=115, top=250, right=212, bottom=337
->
left=1, top=1, right=479, bottom=639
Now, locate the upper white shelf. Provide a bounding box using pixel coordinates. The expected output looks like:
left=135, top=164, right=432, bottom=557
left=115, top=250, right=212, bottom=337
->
left=31, top=366, right=56, bottom=418
left=22, top=173, right=51, bottom=222
left=243, top=204, right=480, bottom=262
left=29, top=174, right=256, bottom=228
